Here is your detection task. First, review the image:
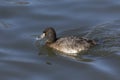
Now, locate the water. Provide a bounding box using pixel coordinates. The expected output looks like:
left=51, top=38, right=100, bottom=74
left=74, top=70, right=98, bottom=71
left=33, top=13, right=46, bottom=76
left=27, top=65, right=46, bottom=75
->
left=0, top=0, right=120, bottom=80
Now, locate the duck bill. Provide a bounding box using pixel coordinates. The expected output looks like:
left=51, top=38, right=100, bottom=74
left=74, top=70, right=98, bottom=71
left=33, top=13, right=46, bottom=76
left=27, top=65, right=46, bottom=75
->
left=36, top=33, right=45, bottom=40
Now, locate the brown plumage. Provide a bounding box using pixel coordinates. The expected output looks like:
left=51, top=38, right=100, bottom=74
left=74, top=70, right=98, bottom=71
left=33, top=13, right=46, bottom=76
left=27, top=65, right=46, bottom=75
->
left=37, top=27, right=96, bottom=56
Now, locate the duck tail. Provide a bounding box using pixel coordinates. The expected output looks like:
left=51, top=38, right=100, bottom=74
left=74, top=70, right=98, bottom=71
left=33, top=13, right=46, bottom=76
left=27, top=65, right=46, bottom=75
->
left=87, top=39, right=96, bottom=46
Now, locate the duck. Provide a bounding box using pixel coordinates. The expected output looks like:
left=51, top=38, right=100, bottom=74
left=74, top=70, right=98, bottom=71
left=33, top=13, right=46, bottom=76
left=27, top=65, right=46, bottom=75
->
left=36, top=27, right=96, bottom=56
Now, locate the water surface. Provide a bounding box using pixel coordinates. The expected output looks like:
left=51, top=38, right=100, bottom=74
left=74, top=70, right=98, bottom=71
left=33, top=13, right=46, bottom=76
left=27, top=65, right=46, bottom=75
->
left=0, top=0, right=120, bottom=80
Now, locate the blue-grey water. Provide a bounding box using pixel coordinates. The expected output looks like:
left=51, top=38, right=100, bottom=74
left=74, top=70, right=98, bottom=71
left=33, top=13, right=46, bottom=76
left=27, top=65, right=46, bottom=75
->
left=0, top=0, right=120, bottom=80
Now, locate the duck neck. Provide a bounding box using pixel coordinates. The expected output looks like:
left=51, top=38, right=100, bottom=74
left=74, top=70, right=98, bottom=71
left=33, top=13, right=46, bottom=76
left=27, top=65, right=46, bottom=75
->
left=47, top=32, right=57, bottom=43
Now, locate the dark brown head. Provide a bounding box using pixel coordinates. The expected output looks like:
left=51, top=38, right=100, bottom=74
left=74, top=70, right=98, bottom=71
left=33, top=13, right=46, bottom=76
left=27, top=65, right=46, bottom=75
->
left=37, top=27, right=57, bottom=43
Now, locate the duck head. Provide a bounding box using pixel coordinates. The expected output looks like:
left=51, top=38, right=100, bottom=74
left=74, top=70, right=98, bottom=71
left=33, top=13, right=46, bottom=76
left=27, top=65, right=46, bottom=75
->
left=36, top=27, right=57, bottom=43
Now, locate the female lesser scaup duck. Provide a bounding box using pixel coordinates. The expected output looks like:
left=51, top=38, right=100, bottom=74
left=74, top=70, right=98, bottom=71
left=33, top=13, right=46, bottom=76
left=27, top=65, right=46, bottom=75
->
left=36, top=27, right=96, bottom=56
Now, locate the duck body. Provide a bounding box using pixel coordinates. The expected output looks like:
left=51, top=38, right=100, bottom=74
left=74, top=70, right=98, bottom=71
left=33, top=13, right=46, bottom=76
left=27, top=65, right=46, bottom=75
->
left=37, top=27, right=96, bottom=56
left=49, top=36, right=93, bottom=56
